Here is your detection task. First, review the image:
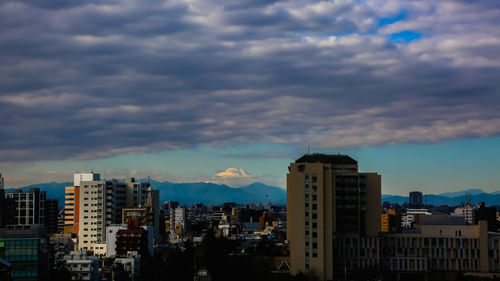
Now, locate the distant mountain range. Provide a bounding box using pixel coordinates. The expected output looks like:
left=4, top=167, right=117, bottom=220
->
left=7, top=182, right=499, bottom=207
left=382, top=189, right=500, bottom=206
left=7, top=180, right=286, bottom=207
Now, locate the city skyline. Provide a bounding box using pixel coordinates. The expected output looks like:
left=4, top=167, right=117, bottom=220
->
left=1, top=0, right=499, bottom=196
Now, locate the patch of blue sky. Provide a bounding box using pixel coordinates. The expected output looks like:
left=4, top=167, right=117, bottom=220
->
left=378, top=10, right=407, bottom=27
left=342, top=136, right=500, bottom=195
left=390, top=30, right=421, bottom=43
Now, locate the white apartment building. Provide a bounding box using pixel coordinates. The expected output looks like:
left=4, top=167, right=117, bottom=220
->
left=402, top=209, right=432, bottom=228
left=105, top=224, right=127, bottom=257
left=78, top=178, right=151, bottom=251
left=171, top=207, right=186, bottom=234
left=105, top=224, right=154, bottom=257
left=64, top=250, right=99, bottom=281
left=453, top=198, right=475, bottom=224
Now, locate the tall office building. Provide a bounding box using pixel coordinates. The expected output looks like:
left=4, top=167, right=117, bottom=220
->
left=45, top=199, right=59, bottom=234
left=409, top=191, right=423, bottom=209
left=5, top=188, right=46, bottom=225
left=287, top=154, right=381, bottom=280
left=78, top=178, right=154, bottom=251
left=0, top=173, right=4, bottom=190
left=65, top=172, right=100, bottom=235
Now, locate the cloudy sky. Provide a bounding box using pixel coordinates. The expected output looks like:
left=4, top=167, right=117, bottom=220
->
left=1, top=0, right=499, bottom=194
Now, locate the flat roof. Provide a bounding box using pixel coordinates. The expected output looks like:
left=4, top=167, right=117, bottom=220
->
left=295, top=154, right=357, bottom=165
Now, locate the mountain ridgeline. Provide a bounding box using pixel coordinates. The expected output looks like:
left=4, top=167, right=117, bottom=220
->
left=382, top=188, right=500, bottom=206
left=9, top=180, right=287, bottom=206
left=8, top=182, right=499, bottom=207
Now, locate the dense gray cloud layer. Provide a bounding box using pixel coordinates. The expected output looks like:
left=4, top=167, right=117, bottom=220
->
left=1, top=0, right=499, bottom=162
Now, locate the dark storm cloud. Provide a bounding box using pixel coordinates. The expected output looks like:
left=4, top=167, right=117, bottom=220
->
left=1, top=0, right=500, bottom=162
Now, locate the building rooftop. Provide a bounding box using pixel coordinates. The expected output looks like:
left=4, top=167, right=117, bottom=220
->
left=0, top=224, right=48, bottom=238
left=295, top=154, right=358, bottom=165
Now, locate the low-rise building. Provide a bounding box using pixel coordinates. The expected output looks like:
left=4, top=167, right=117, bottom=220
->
left=115, top=253, right=141, bottom=281
left=116, top=219, right=151, bottom=257
left=0, top=225, right=49, bottom=281
left=64, top=250, right=99, bottom=281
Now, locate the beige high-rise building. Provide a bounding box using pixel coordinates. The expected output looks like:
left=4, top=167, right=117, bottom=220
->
left=65, top=172, right=100, bottom=235
left=287, top=154, right=381, bottom=280
left=78, top=178, right=153, bottom=251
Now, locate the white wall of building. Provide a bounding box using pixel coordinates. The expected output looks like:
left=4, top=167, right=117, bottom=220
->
left=105, top=224, right=127, bottom=257
left=74, top=172, right=100, bottom=187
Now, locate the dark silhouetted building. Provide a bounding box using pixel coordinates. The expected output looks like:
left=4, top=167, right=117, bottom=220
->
left=409, top=191, right=423, bottom=209
left=0, top=225, right=49, bottom=281
left=115, top=218, right=150, bottom=257
left=45, top=199, right=59, bottom=234
left=474, top=202, right=497, bottom=232
left=5, top=188, right=46, bottom=225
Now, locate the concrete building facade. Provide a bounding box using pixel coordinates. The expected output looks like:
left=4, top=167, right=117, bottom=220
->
left=64, top=186, right=80, bottom=235
left=5, top=188, right=46, bottom=225
left=287, top=154, right=381, bottom=280
left=78, top=178, right=155, bottom=251
left=65, top=172, right=99, bottom=235
left=287, top=154, right=500, bottom=281
left=0, top=225, right=49, bottom=281
left=64, top=250, right=99, bottom=281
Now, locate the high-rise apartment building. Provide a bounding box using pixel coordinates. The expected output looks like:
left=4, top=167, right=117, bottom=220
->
left=5, top=188, right=46, bottom=225
left=287, top=154, right=381, bottom=280
left=78, top=178, right=154, bottom=251
left=0, top=173, right=4, bottom=190
left=65, top=172, right=100, bottom=235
